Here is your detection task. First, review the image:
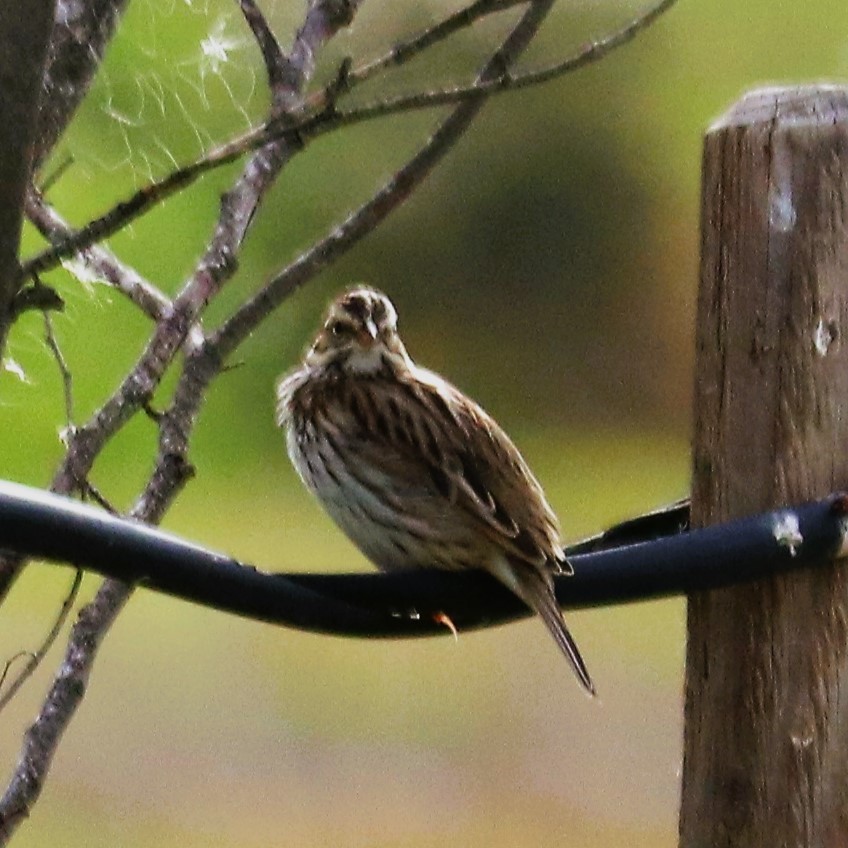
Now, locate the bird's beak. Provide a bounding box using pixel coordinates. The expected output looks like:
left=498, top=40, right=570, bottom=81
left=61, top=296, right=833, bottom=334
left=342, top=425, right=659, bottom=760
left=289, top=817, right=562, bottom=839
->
left=359, top=316, right=379, bottom=347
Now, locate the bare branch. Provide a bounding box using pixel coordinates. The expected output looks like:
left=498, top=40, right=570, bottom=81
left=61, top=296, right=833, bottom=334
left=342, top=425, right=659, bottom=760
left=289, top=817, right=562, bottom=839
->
left=308, top=0, right=680, bottom=129
left=25, top=189, right=173, bottom=321
left=211, top=1, right=579, bottom=359
left=0, top=654, right=33, bottom=695
left=19, top=158, right=237, bottom=281
left=18, top=0, right=675, bottom=281
left=38, top=155, right=74, bottom=195
left=346, top=0, right=526, bottom=89
left=178, top=0, right=367, bottom=312
left=238, top=0, right=293, bottom=91
left=40, top=0, right=366, bottom=504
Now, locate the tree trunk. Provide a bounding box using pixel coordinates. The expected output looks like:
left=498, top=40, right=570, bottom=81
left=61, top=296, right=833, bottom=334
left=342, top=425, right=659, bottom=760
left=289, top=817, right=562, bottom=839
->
left=0, top=1, right=57, bottom=359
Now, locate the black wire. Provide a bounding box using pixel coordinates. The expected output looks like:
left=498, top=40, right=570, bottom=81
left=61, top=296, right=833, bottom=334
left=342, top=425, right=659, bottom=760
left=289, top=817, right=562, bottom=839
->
left=0, top=480, right=845, bottom=638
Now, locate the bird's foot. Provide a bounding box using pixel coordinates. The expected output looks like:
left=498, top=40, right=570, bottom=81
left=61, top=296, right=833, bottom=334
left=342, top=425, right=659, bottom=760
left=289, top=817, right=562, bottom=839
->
left=433, top=611, right=459, bottom=641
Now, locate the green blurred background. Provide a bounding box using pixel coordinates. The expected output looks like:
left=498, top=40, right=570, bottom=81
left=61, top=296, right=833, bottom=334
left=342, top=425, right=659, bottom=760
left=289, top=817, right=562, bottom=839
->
left=1, top=0, right=845, bottom=845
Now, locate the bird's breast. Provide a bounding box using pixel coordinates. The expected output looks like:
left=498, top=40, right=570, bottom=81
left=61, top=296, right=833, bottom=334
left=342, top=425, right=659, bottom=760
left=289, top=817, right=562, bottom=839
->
left=285, top=416, right=482, bottom=572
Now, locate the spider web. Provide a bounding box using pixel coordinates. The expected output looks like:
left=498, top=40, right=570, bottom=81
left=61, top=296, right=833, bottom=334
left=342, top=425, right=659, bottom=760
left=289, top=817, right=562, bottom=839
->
left=8, top=0, right=286, bottom=390
left=59, top=0, right=271, bottom=192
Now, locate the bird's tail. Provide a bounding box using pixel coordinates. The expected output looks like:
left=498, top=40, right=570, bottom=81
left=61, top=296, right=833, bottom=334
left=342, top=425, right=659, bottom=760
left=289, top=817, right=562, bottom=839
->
left=495, top=558, right=595, bottom=696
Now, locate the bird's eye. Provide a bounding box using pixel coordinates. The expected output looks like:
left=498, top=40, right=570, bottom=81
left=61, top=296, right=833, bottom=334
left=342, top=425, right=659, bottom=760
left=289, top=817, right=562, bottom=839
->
left=330, top=321, right=349, bottom=337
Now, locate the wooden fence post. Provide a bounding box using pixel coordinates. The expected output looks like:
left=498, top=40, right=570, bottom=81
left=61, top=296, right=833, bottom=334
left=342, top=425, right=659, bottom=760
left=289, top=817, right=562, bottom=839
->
left=680, top=87, right=848, bottom=846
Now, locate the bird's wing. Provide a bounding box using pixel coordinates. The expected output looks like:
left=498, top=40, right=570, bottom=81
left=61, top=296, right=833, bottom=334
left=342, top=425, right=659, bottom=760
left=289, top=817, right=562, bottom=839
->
left=340, top=367, right=567, bottom=570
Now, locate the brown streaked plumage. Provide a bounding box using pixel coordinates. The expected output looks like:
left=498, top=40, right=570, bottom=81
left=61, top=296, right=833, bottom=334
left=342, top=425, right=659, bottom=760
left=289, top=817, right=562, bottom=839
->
left=276, top=286, right=594, bottom=694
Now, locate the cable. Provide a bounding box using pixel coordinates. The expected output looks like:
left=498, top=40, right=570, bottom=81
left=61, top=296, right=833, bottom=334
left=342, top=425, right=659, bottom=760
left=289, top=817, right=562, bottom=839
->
left=0, top=480, right=844, bottom=637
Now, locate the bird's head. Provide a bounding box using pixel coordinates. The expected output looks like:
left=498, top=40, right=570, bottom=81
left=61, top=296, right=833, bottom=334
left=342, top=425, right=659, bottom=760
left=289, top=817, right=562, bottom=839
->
left=305, top=286, right=411, bottom=374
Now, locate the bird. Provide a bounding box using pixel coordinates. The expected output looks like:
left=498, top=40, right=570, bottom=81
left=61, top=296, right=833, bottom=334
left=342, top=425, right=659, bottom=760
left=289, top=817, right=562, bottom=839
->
left=276, top=286, right=594, bottom=695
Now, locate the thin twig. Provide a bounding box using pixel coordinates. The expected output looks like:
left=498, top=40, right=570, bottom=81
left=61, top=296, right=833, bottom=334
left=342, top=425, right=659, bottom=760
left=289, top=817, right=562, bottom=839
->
left=20, top=159, right=231, bottom=280
left=42, top=310, right=74, bottom=431
left=0, top=569, right=83, bottom=713
left=38, top=155, right=74, bottom=195
left=0, top=653, right=34, bottom=694
left=345, top=0, right=526, bottom=89
left=78, top=479, right=118, bottom=514
left=215, top=0, right=631, bottom=357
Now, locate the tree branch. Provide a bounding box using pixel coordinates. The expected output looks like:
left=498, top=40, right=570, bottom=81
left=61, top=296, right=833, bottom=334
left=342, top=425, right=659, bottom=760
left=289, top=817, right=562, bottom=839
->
left=312, top=0, right=678, bottom=124
left=343, top=0, right=526, bottom=89
left=25, top=188, right=172, bottom=321
left=17, top=0, right=678, bottom=282
left=0, top=569, right=82, bottom=714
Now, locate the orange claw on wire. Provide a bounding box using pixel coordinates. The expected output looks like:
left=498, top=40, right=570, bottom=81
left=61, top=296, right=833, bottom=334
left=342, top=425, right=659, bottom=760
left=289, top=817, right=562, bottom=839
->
left=433, top=611, right=458, bottom=641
